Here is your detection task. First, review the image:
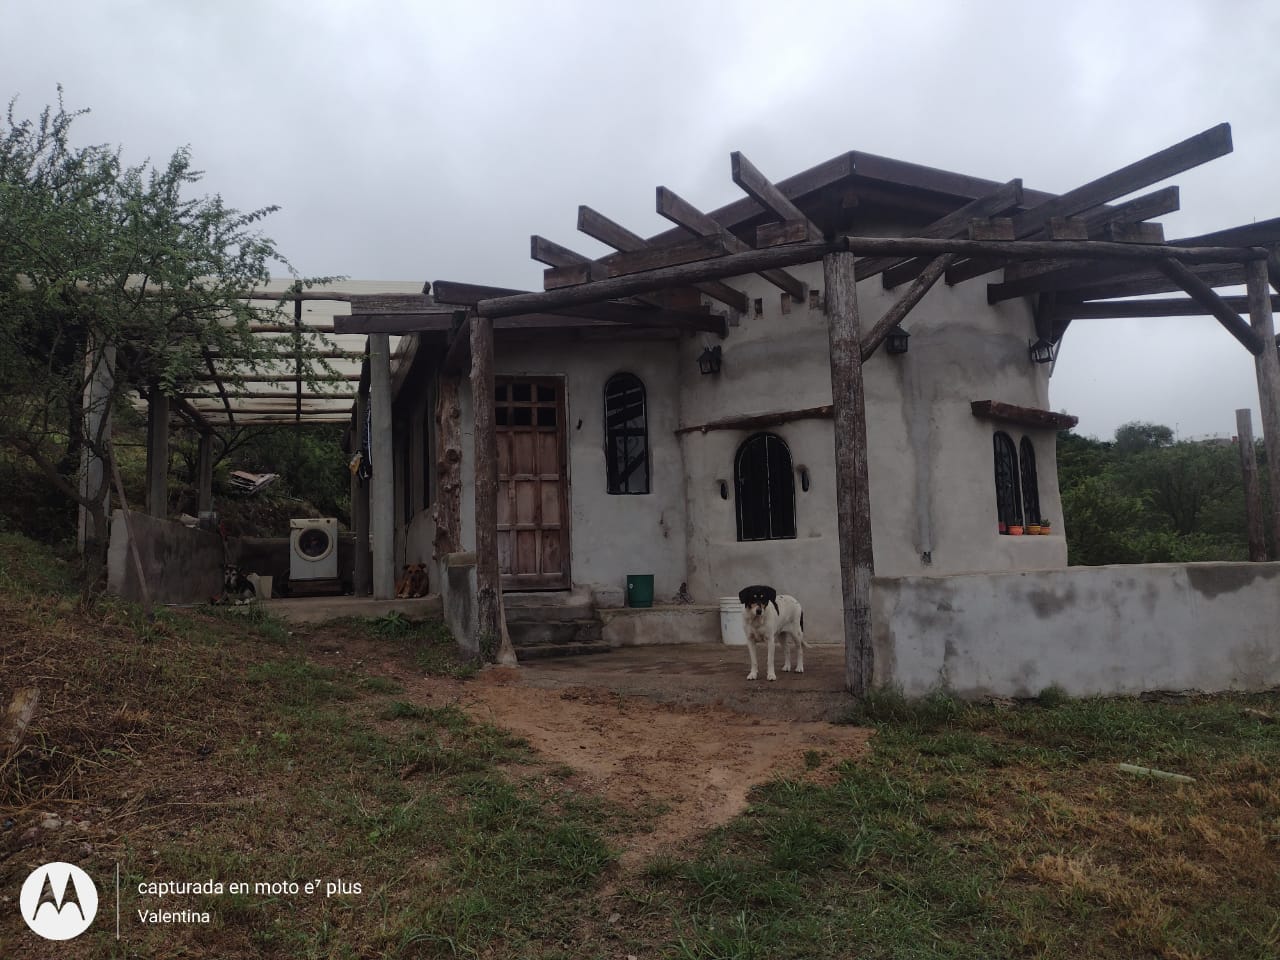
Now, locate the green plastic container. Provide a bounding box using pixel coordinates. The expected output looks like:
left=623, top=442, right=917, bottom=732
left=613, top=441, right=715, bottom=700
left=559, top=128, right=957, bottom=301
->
left=626, top=574, right=655, bottom=608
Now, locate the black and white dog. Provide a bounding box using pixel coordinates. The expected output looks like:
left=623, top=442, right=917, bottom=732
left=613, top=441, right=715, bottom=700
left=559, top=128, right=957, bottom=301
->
left=738, top=584, right=806, bottom=682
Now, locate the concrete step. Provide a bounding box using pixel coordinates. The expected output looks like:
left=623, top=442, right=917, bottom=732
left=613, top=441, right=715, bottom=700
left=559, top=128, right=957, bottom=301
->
left=515, top=641, right=613, bottom=661
left=509, top=617, right=602, bottom=649
left=503, top=590, right=595, bottom=623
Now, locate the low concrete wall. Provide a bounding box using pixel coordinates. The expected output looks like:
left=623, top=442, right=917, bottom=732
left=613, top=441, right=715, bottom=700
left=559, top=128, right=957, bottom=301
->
left=440, top=553, right=479, bottom=658
left=872, top=562, right=1280, bottom=698
left=107, top=509, right=224, bottom=604
left=230, top=535, right=361, bottom=595
left=600, top=605, right=721, bottom=646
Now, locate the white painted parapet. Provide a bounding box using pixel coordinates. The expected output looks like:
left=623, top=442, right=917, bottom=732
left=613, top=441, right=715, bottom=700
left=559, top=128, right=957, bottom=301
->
left=872, top=563, right=1280, bottom=698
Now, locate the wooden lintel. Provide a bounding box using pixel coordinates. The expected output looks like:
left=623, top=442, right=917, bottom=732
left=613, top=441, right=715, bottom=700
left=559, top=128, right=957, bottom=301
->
left=675, top=404, right=833, bottom=435
left=1047, top=217, right=1090, bottom=240
left=756, top=220, right=810, bottom=247
left=970, top=400, right=1079, bottom=431
left=968, top=219, right=1015, bottom=241
left=544, top=262, right=594, bottom=289
left=731, top=151, right=824, bottom=242
left=1106, top=221, right=1164, bottom=244
left=1155, top=259, right=1264, bottom=354
left=349, top=293, right=433, bottom=313
left=654, top=184, right=806, bottom=299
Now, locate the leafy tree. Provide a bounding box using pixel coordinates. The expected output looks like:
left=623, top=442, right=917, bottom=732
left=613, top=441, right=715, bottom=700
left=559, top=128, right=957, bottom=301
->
left=0, top=91, right=334, bottom=580
left=1059, top=423, right=1254, bottom=565
left=1113, top=420, right=1174, bottom=455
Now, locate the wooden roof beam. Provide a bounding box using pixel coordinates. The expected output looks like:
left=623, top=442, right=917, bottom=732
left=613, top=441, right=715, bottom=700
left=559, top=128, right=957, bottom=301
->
left=946, top=123, right=1233, bottom=285
left=730, top=151, right=824, bottom=242
left=471, top=235, right=1262, bottom=321
left=429, top=280, right=726, bottom=336
left=655, top=185, right=806, bottom=299
left=179, top=390, right=357, bottom=400
left=1060, top=295, right=1280, bottom=319
left=867, top=179, right=1024, bottom=287
left=544, top=234, right=731, bottom=288
left=577, top=205, right=747, bottom=313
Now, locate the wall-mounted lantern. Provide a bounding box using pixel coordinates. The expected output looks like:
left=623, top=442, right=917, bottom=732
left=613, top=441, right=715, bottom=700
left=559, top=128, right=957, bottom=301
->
left=698, top=345, right=723, bottom=375
left=1028, top=337, right=1058, bottom=364
left=886, top=325, right=911, bottom=355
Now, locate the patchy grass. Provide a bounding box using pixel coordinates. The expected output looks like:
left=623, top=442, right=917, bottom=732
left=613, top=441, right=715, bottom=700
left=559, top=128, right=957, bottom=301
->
left=613, top=688, right=1280, bottom=959
left=4, top=531, right=1280, bottom=958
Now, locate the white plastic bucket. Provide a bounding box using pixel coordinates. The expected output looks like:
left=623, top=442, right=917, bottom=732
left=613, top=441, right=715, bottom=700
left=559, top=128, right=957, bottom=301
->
left=719, top=597, right=747, bottom=646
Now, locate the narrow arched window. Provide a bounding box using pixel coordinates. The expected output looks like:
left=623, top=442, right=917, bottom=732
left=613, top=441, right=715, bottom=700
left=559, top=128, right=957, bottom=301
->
left=604, top=373, right=649, bottom=494
left=993, top=431, right=1023, bottom=528
left=1019, top=436, right=1041, bottom=525
left=735, top=432, right=796, bottom=541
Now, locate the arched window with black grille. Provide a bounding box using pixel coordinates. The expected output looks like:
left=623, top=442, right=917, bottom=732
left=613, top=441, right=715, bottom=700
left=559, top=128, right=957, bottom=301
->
left=1019, top=436, right=1041, bottom=525
left=993, top=431, right=1023, bottom=528
left=604, top=373, right=649, bottom=494
left=735, top=432, right=796, bottom=541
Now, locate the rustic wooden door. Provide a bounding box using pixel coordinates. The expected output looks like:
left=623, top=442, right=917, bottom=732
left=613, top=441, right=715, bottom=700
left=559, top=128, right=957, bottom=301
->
left=495, top=377, right=570, bottom=590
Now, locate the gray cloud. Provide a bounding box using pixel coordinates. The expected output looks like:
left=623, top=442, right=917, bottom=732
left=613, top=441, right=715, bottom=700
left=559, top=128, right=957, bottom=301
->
left=7, top=0, right=1278, bottom=439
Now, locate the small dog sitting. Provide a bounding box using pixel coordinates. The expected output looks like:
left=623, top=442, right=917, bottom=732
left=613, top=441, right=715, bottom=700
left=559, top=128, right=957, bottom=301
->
left=395, top=562, right=429, bottom=598
left=739, top=584, right=806, bottom=682
left=218, top=564, right=260, bottom=605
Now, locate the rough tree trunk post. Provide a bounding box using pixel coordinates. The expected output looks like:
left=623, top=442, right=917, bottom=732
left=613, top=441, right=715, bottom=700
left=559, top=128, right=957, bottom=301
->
left=77, top=338, right=115, bottom=553
left=353, top=388, right=372, bottom=596
left=196, top=431, right=214, bottom=515
left=369, top=334, right=396, bottom=599
left=145, top=387, right=169, bottom=519
left=823, top=251, right=875, bottom=697
left=1236, top=409, right=1266, bottom=561
left=1246, top=260, right=1280, bottom=556
left=470, top=315, right=517, bottom=665
left=432, top=375, right=462, bottom=557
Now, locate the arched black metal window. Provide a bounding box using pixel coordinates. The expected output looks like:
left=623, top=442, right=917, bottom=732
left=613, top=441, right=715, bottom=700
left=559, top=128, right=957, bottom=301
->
left=1019, top=436, right=1041, bottom=525
left=604, top=373, right=649, bottom=494
left=993, top=431, right=1023, bottom=528
left=735, top=432, right=796, bottom=541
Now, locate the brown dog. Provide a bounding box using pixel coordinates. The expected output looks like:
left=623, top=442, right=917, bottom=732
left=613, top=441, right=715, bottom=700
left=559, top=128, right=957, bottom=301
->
left=395, top=562, right=429, bottom=598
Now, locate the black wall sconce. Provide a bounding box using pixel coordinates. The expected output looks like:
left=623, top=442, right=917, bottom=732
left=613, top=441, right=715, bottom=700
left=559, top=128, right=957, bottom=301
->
left=886, top=325, right=910, bottom=355
left=1028, top=337, right=1058, bottom=364
left=698, top=344, right=723, bottom=375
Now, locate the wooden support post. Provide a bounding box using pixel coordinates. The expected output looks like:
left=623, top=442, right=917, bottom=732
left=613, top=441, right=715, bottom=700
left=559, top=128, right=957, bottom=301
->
left=353, top=389, right=372, bottom=596
left=469, top=315, right=517, bottom=665
left=145, top=388, right=169, bottom=519
left=369, top=334, right=396, bottom=599
left=1235, top=408, right=1266, bottom=561
left=431, top=375, right=462, bottom=558
left=196, top=431, right=214, bottom=515
left=824, top=251, right=875, bottom=697
left=1246, top=259, right=1280, bottom=554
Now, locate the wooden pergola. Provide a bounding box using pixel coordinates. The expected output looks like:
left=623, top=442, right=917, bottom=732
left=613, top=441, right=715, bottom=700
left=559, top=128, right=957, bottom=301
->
left=339, top=123, right=1280, bottom=694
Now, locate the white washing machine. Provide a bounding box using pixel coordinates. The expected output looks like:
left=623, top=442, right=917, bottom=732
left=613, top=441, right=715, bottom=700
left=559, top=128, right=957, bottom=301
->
left=290, top=518, right=338, bottom=581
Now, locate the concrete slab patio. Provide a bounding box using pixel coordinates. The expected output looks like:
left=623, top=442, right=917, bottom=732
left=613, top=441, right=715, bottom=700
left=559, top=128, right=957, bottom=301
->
left=502, top=642, right=852, bottom=722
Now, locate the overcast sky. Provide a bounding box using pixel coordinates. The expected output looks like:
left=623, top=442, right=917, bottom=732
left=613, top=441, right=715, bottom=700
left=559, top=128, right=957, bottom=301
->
left=6, top=0, right=1278, bottom=440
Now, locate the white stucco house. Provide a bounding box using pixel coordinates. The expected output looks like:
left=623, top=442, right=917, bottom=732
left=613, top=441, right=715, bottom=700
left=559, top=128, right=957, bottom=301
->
left=377, top=151, right=1078, bottom=646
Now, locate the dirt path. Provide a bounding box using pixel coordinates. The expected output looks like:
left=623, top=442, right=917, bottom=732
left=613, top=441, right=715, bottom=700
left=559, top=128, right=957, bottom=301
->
left=325, top=639, right=872, bottom=866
